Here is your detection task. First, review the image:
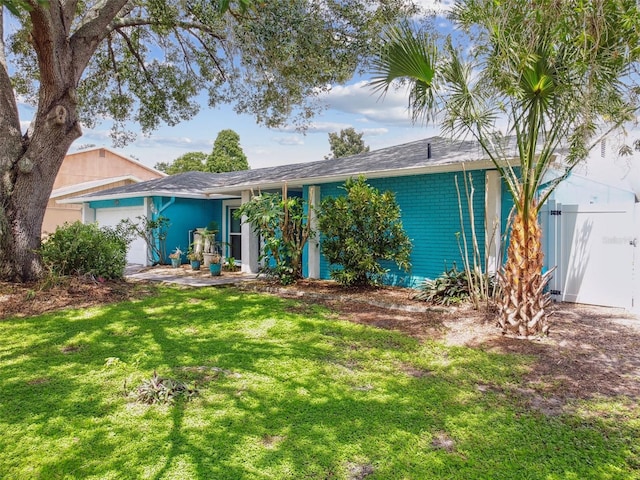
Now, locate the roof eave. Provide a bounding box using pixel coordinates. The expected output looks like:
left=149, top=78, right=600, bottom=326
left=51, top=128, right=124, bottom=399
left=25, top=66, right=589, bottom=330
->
left=57, top=190, right=215, bottom=204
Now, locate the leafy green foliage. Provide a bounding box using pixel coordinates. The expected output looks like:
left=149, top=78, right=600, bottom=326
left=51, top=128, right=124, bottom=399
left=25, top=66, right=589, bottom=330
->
left=39, top=221, right=131, bottom=280
left=1, top=0, right=417, bottom=282
left=118, top=215, right=170, bottom=265
left=370, top=0, right=640, bottom=333
left=325, top=127, right=370, bottom=159
left=207, top=129, right=249, bottom=173
left=235, top=190, right=311, bottom=285
left=155, top=152, right=208, bottom=174
left=133, top=371, right=198, bottom=404
left=0, top=0, right=47, bottom=15
left=371, top=0, right=640, bottom=212
left=154, top=130, right=249, bottom=174
left=318, top=176, right=412, bottom=287
left=414, top=264, right=496, bottom=306
left=225, top=257, right=239, bottom=272
left=8, top=0, right=415, bottom=141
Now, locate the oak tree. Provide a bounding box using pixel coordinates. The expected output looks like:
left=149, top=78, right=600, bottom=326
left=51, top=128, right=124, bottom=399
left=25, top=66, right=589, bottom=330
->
left=0, top=0, right=415, bottom=281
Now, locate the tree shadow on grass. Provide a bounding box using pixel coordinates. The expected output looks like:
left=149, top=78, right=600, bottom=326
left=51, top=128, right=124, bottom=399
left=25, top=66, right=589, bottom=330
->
left=0, top=286, right=638, bottom=479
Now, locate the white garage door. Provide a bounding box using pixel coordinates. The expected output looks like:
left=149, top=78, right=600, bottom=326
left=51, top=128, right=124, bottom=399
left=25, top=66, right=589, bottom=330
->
left=95, top=206, right=148, bottom=265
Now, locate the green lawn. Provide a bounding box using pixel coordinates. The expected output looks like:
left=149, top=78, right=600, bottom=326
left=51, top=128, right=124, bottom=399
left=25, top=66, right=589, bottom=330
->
left=0, top=286, right=638, bottom=479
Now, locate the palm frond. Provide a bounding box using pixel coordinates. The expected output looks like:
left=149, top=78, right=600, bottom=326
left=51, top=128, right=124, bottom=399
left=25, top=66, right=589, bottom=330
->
left=370, top=22, right=438, bottom=123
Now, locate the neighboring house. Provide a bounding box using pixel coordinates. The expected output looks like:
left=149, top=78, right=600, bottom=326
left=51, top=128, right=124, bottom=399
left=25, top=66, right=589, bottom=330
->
left=43, top=147, right=165, bottom=234
left=62, top=136, right=640, bottom=311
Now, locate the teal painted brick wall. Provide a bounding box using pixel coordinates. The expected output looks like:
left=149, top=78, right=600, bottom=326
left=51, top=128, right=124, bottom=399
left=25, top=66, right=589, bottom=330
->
left=312, top=171, right=487, bottom=287
left=155, top=197, right=222, bottom=264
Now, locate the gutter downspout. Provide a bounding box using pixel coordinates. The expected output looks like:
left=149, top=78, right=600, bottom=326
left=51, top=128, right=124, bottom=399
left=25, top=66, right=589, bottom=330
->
left=157, top=196, right=176, bottom=218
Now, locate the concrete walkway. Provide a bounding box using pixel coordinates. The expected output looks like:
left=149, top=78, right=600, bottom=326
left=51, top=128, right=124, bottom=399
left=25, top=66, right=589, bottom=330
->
left=124, top=264, right=258, bottom=287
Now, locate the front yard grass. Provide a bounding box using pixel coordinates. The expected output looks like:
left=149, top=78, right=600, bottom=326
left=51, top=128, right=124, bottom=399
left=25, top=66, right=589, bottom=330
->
left=0, top=286, right=638, bottom=479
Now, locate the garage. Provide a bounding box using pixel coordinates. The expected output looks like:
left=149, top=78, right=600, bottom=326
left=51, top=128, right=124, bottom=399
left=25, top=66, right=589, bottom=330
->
left=95, top=206, right=148, bottom=265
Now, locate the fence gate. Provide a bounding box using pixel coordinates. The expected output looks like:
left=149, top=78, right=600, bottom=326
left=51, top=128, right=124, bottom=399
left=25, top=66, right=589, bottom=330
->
left=542, top=201, right=636, bottom=309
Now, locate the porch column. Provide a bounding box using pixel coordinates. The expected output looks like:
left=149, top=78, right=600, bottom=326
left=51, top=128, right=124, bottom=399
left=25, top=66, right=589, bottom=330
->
left=485, top=171, right=502, bottom=274
left=81, top=202, right=95, bottom=224
left=142, top=197, right=152, bottom=266
left=241, top=190, right=260, bottom=274
left=307, top=185, right=321, bottom=279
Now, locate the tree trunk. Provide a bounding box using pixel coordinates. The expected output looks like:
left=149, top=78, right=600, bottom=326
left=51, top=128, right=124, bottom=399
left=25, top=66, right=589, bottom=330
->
left=0, top=18, right=83, bottom=281
left=497, top=198, right=553, bottom=337
left=0, top=0, right=118, bottom=282
left=0, top=107, right=81, bottom=281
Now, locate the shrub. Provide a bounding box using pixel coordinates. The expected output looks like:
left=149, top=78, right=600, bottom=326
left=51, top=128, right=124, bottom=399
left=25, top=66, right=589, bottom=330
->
left=118, top=215, right=170, bottom=265
left=415, top=264, right=496, bottom=305
left=39, top=221, right=130, bottom=280
left=318, top=176, right=412, bottom=287
left=235, top=187, right=312, bottom=285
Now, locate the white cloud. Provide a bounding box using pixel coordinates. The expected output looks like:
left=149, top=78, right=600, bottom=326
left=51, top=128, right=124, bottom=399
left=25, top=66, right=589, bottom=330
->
left=412, top=0, right=454, bottom=15
left=127, top=134, right=212, bottom=151
left=274, top=135, right=305, bottom=146
left=361, top=128, right=389, bottom=137
left=277, top=121, right=352, bottom=134
left=320, top=81, right=414, bottom=125
left=72, top=128, right=113, bottom=144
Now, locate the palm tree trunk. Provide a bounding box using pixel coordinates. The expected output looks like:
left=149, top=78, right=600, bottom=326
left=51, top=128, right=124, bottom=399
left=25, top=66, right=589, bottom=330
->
left=497, top=197, right=553, bottom=336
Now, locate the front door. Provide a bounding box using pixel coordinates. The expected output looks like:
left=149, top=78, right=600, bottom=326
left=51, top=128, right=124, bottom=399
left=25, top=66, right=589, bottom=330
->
left=228, top=206, right=242, bottom=261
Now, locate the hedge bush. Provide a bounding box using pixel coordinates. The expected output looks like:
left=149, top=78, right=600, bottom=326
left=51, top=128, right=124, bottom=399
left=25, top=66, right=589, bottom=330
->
left=40, top=221, right=130, bottom=280
left=318, top=176, right=412, bottom=287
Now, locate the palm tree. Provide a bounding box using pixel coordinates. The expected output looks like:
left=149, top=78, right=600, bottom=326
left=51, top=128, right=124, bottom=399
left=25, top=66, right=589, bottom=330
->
left=371, top=0, right=640, bottom=336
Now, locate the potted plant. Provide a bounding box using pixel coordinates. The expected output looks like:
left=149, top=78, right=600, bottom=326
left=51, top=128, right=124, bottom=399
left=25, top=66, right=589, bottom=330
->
left=209, top=252, right=222, bottom=276
left=224, top=257, right=240, bottom=272
left=187, top=246, right=203, bottom=271
left=169, top=247, right=183, bottom=268
left=200, top=227, right=220, bottom=267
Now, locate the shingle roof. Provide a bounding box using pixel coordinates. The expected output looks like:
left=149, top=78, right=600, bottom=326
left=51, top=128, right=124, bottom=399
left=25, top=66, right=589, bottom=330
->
left=62, top=136, right=492, bottom=202
left=203, top=136, right=487, bottom=192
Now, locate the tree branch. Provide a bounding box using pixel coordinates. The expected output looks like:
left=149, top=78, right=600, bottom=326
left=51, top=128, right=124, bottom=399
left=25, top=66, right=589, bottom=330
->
left=186, top=28, right=227, bottom=81
left=60, top=0, right=79, bottom=35
left=172, top=29, right=197, bottom=78
left=108, top=16, right=225, bottom=41
left=69, top=0, right=131, bottom=82
left=114, top=27, right=157, bottom=89
left=106, top=36, right=124, bottom=97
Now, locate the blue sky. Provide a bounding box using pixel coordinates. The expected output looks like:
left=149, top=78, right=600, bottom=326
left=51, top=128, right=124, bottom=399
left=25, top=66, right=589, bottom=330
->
left=69, top=79, right=442, bottom=170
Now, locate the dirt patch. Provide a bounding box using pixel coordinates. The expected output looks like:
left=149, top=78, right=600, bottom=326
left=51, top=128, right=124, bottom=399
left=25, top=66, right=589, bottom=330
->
left=0, top=277, right=158, bottom=319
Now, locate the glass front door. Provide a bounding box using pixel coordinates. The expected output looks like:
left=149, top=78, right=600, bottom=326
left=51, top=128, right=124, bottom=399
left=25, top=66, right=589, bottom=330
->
left=228, top=207, right=242, bottom=261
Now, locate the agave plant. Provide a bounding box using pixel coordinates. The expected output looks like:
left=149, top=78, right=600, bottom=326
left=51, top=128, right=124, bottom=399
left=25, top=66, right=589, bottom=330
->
left=370, top=0, right=640, bottom=335
left=135, top=371, right=198, bottom=405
